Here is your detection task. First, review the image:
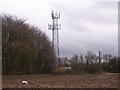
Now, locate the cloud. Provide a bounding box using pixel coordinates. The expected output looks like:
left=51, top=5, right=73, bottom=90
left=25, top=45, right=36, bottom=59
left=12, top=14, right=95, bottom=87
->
left=0, top=0, right=118, bottom=57
left=55, top=2, right=118, bottom=57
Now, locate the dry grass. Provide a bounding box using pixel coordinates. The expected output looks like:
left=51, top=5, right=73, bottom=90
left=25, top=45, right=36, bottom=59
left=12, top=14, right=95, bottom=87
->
left=2, top=73, right=118, bottom=88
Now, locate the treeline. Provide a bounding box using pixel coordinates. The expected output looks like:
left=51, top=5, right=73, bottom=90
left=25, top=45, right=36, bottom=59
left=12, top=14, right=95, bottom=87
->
left=2, top=14, right=119, bottom=75
left=2, top=14, right=55, bottom=75
left=61, top=51, right=120, bottom=74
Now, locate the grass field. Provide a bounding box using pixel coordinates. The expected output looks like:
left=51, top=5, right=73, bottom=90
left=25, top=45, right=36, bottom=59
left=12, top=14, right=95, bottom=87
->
left=2, top=73, right=118, bottom=88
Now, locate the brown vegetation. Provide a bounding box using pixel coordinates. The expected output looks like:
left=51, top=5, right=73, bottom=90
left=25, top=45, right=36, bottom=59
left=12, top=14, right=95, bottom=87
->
left=3, top=73, right=118, bottom=88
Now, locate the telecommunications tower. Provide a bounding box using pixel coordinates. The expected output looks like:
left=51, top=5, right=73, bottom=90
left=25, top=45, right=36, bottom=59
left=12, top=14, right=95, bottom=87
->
left=48, top=10, right=61, bottom=69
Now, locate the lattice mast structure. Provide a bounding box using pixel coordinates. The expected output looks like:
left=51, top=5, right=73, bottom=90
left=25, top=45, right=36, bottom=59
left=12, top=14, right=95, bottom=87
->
left=48, top=10, right=61, bottom=69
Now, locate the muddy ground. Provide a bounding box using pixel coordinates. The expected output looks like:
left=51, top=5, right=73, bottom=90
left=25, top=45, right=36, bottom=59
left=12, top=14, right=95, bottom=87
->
left=2, top=73, right=119, bottom=88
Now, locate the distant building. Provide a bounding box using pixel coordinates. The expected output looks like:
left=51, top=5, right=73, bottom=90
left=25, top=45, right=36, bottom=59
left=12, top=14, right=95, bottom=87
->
left=56, top=66, right=72, bottom=72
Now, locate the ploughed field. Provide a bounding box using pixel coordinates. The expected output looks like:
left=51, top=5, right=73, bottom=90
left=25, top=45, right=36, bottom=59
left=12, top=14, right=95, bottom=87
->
left=2, top=73, right=118, bottom=88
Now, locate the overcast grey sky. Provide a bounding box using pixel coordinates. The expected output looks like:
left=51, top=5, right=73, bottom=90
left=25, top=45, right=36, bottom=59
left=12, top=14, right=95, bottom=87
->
left=0, top=0, right=119, bottom=57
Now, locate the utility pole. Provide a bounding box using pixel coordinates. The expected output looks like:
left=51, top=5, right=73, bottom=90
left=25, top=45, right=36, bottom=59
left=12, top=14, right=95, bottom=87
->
left=98, top=51, right=101, bottom=73
left=48, top=10, right=61, bottom=72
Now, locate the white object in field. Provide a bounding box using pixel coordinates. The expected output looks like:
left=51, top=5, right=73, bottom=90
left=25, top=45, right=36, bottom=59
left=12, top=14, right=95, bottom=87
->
left=22, top=80, right=28, bottom=84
